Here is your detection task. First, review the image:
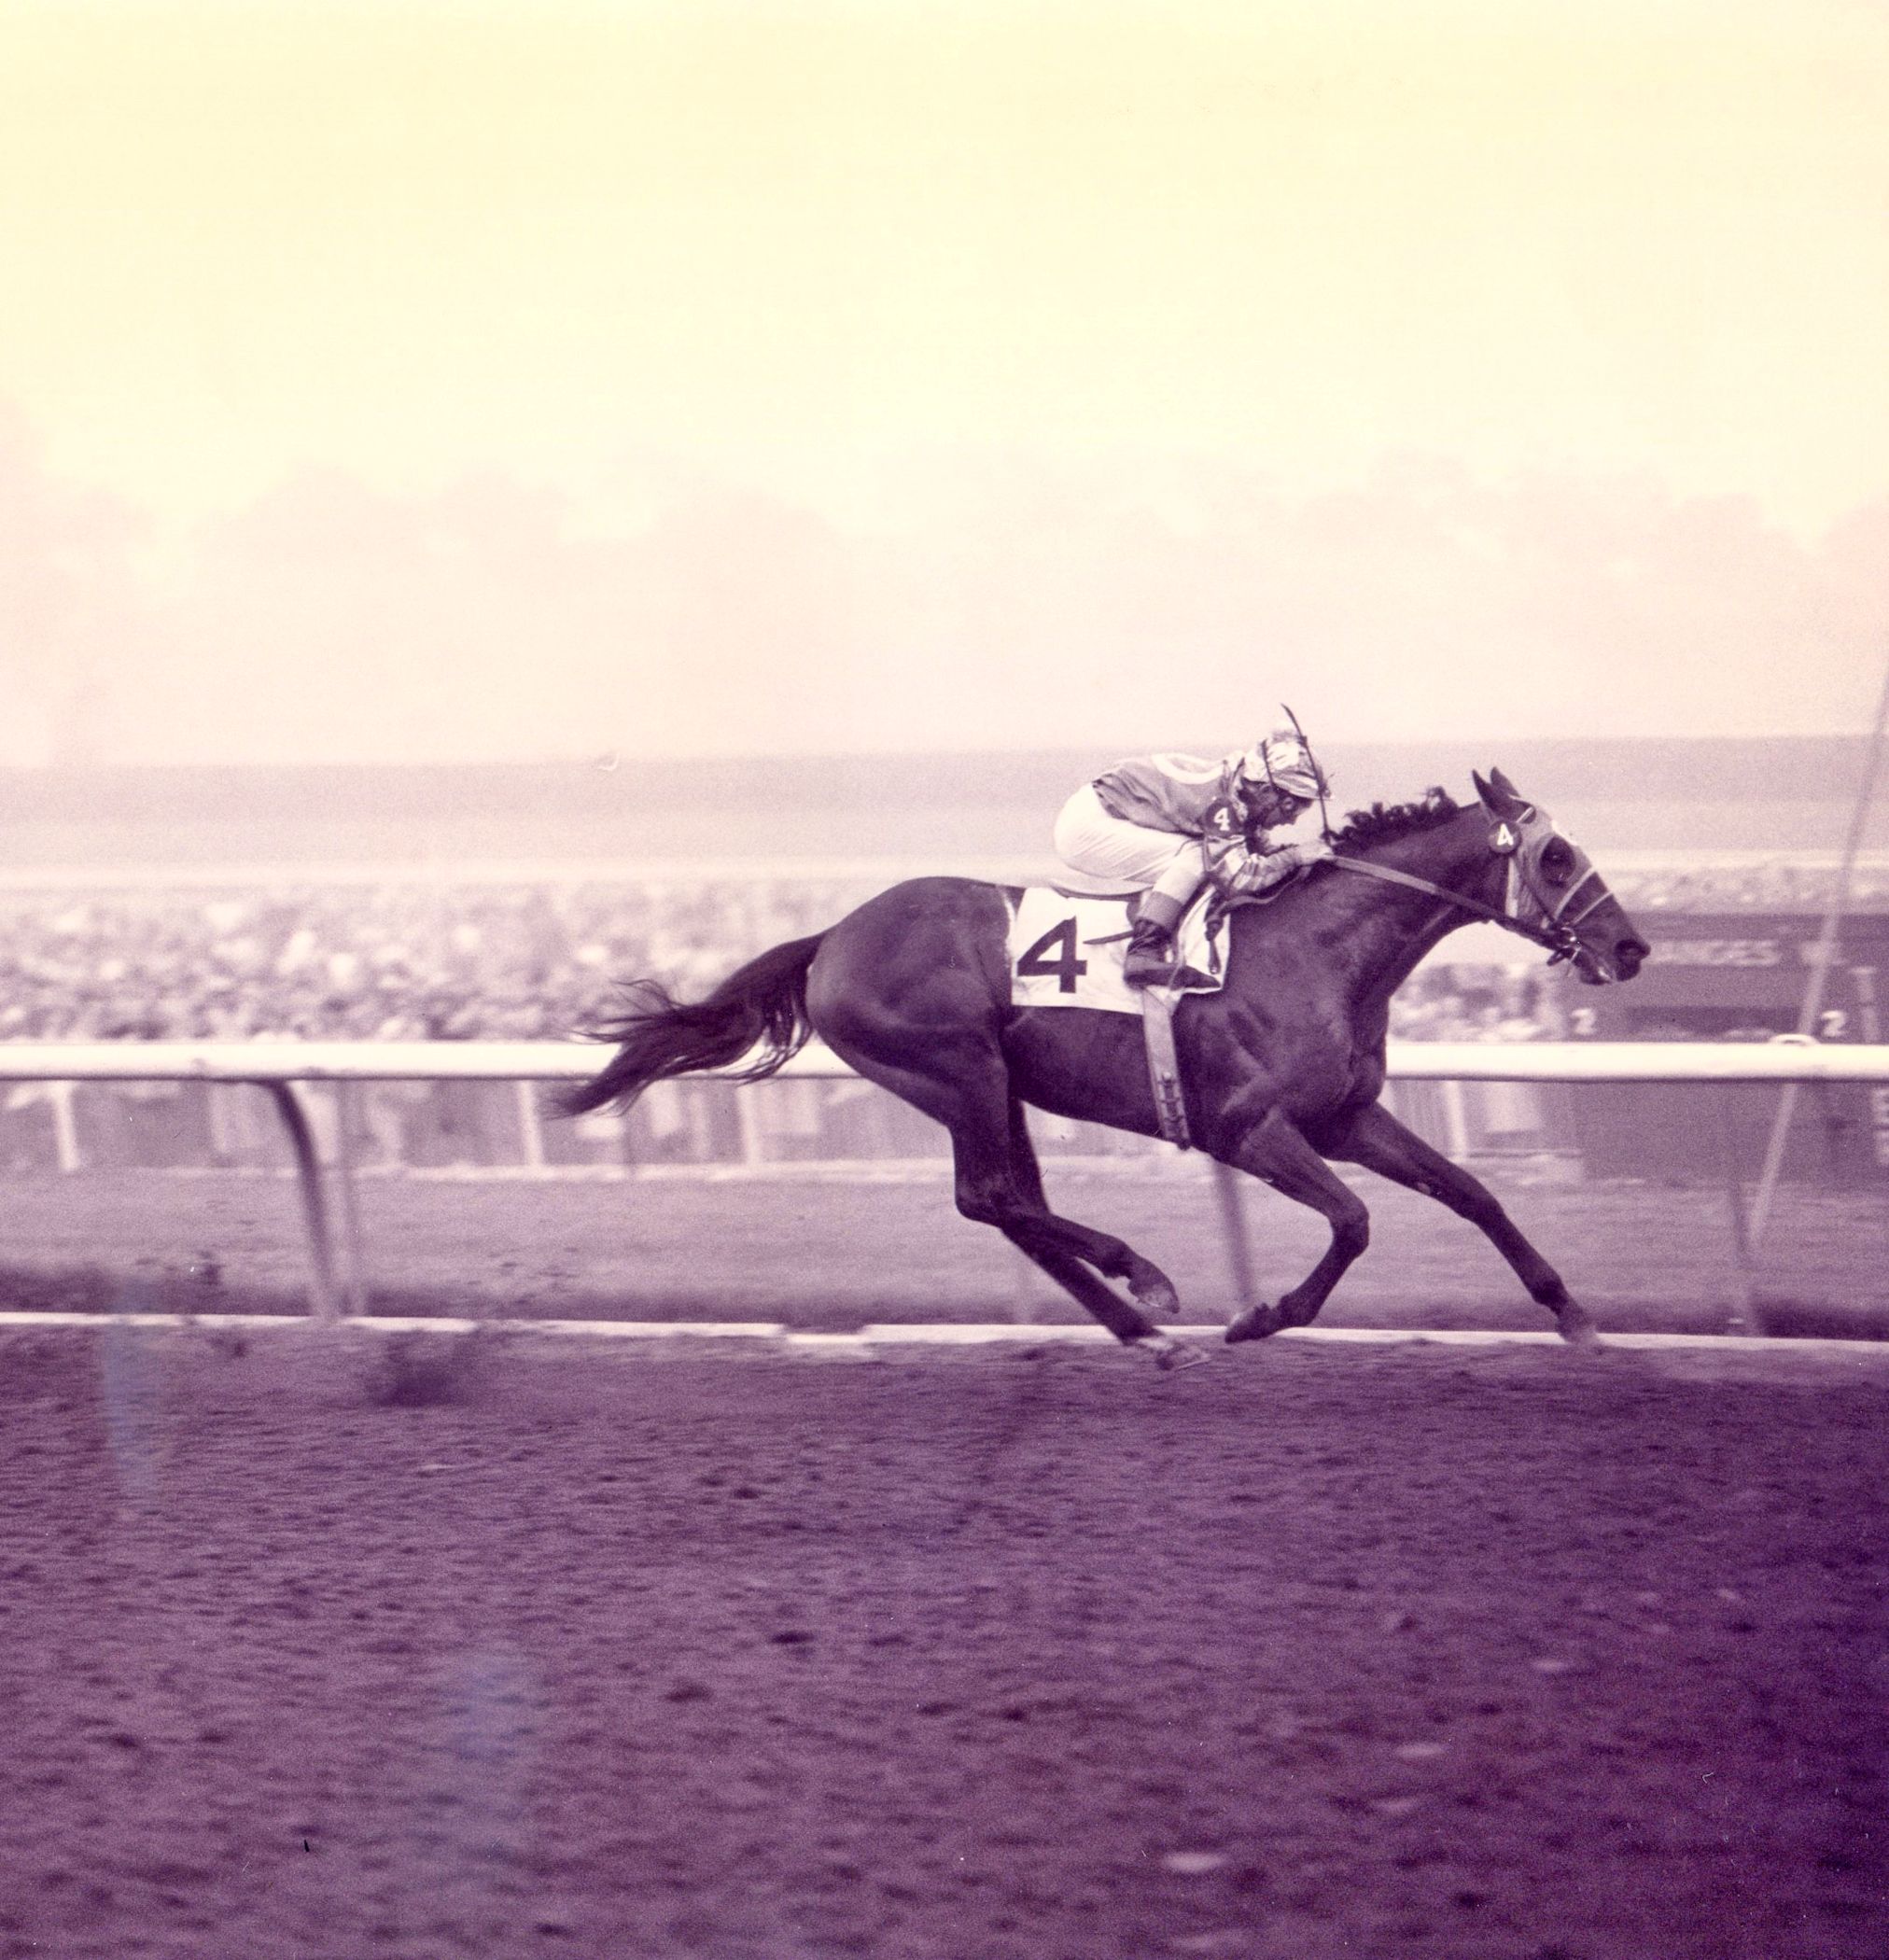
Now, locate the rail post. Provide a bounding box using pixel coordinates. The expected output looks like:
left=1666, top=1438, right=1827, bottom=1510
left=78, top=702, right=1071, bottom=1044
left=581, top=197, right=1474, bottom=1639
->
left=330, top=1082, right=371, bottom=1315
left=1212, top=1161, right=1257, bottom=1305
left=251, top=1081, right=343, bottom=1322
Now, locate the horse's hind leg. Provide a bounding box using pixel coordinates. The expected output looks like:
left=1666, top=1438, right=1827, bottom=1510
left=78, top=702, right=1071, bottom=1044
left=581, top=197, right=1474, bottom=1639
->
left=1010, top=1241, right=1209, bottom=1372
left=962, top=1086, right=1184, bottom=1331
left=1004, top=1098, right=1207, bottom=1371
left=1003, top=1096, right=1182, bottom=1320
left=819, top=1031, right=1182, bottom=1353
left=920, top=1064, right=1168, bottom=1343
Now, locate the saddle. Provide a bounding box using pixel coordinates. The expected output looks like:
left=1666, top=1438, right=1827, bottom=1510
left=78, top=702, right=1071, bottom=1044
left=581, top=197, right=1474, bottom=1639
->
left=1008, top=875, right=1308, bottom=1153
left=1074, top=887, right=1231, bottom=994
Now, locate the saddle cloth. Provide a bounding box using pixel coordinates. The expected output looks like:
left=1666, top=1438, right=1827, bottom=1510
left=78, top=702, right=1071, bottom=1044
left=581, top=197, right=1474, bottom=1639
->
left=1006, top=886, right=1225, bottom=1015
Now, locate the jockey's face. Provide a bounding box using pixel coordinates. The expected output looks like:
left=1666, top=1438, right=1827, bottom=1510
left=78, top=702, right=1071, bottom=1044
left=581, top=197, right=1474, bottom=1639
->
left=1243, top=782, right=1310, bottom=828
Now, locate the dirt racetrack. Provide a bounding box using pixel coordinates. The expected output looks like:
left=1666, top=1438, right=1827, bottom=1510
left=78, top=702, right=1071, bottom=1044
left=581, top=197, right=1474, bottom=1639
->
left=3, top=1327, right=1887, bottom=1960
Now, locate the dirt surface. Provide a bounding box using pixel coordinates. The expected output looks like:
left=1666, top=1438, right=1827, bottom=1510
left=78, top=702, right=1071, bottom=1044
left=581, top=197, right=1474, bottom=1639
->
left=3, top=1164, right=1887, bottom=1337
left=3, top=1328, right=1886, bottom=1959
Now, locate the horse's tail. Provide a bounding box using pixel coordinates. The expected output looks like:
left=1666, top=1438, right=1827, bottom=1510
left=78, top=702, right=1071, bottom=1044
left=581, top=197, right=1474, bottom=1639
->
left=553, top=932, right=828, bottom=1118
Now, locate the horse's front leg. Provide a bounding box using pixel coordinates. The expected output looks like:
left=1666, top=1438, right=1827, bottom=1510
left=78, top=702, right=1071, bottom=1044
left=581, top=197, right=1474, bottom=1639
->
left=1324, top=1099, right=1599, bottom=1348
left=1219, top=1109, right=1372, bottom=1342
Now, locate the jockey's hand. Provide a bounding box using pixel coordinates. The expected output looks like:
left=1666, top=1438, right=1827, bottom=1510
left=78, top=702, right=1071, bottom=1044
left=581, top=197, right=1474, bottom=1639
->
left=1218, top=846, right=1290, bottom=894
left=1216, top=836, right=1331, bottom=895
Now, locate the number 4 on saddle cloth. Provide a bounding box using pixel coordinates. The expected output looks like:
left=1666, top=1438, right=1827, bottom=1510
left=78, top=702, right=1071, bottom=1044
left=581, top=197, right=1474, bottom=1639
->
left=1006, top=886, right=1227, bottom=1015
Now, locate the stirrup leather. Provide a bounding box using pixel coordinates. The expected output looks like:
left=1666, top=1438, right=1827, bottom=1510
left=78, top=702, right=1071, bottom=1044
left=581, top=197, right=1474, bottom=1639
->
left=1139, top=987, right=1192, bottom=1149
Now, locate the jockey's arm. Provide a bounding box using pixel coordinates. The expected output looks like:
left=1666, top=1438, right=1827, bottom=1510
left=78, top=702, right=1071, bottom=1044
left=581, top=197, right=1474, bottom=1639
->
left=1208, top=833, right=1334, bottom=896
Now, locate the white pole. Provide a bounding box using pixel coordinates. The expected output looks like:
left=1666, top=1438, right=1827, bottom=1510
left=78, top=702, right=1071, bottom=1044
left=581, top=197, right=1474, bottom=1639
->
left=1749, top=653, right=1889, bottom=1243
left=49, top=1082, right=81, bottom=1174
left=514, top=1078, right=546, bottom=1170
left=1716, top=1086, right=1760, bottom=1335
left=1855, top=967, right=1889, bottom=1169
left=330, top=1081, right=370, bottom=1316
left=1212, top=1161, right=1257, bottom=1305
left=1010, top=1249, right=1038, bottom=1323
left=735, top=1084, right=764, bottom=1169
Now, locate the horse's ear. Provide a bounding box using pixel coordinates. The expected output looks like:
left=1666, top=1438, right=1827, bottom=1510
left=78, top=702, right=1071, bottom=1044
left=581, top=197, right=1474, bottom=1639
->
left=1476, top=767, right=1523, bottom=818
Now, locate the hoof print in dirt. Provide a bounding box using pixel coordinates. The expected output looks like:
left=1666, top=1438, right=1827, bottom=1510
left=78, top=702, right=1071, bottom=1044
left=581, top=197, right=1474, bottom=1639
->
left=365, top=1330, right=495, bottom=1407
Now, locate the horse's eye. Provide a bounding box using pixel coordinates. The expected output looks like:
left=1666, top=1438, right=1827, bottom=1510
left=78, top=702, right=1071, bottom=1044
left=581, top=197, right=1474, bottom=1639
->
left=1539, top=840, right=1575, bottom=884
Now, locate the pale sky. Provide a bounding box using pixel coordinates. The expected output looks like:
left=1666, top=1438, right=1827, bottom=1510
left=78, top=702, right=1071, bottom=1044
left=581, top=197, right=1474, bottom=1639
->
left=2, top=0, right=1885, bottom=763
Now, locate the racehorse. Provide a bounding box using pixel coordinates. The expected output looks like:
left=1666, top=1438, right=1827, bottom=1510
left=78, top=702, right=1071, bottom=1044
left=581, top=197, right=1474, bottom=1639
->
left=556, top=768, right=1649, bottom=1370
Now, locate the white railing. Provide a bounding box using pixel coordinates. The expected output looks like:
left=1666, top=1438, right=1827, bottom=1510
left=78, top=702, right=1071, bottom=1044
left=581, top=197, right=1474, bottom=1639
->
left=1, top=1038, right=1885, bottom=1323
left=8, top=1035, right=1889, bottom=1085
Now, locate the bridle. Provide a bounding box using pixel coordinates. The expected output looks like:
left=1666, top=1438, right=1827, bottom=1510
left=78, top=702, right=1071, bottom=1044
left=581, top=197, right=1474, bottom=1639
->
left=1249, top=717, right=1610, bottom=967
left=1329, top=804, right=1610, bottom=967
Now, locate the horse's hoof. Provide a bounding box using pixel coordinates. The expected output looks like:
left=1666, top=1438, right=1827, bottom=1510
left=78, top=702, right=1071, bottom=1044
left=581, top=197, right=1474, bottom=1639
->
left=1224, top=1305, right=1280, bottom=1344
left=1128, top=1269, right=1182, bottom=1320
left=1559, top=1320, right=1604, bottom=1353
left=1140, top=1334, right=1211, bottom=1374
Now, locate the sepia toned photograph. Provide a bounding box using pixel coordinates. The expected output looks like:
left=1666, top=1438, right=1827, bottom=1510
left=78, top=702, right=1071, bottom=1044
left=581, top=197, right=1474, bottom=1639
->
left=2, top=3, right=1886, bottom=1955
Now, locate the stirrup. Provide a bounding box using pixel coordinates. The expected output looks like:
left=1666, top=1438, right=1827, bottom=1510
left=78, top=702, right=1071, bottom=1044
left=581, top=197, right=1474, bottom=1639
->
left=1126, top=952, right=1212, bottom=992
left=1123, top=939, right=1180, bottom=987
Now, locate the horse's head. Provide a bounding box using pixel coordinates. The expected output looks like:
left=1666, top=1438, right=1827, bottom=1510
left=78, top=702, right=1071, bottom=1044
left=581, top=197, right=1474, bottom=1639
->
left=1472, top=768, right=1649, bottom=986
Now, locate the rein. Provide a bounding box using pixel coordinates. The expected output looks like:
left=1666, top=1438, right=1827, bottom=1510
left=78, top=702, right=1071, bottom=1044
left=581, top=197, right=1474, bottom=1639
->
left=1327, top=853, right=1580, bottom=961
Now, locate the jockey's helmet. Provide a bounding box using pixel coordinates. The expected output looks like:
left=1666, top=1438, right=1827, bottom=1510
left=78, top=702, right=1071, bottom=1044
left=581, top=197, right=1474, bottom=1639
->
left=1241, top=729, right=1323, bottom=802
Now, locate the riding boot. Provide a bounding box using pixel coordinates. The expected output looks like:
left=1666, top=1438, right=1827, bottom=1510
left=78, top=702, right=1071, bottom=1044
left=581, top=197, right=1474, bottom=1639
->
left=1122, top=917, right=1178, bottom=987
left=1123, top=890, right=1188, bottom=988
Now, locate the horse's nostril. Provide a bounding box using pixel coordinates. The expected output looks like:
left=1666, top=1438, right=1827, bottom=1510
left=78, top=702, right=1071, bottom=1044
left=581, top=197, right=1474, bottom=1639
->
left=1618, top=937, right=1650, bottom=973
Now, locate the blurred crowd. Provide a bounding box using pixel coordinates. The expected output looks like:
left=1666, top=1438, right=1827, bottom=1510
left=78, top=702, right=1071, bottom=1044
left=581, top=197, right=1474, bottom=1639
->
left=0, top=878, right=866, bottom=1043
left=1617, top=861, right=1889, bottom=913
left=0, top=861, right=1879, bottom=1045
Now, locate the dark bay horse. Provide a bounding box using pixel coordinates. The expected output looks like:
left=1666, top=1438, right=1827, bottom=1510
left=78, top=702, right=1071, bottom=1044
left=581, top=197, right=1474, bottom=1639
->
left=557, top=769, right=1649, bottom=1369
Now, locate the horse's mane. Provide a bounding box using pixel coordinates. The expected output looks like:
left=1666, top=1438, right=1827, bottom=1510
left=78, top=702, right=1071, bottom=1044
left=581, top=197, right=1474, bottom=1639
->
left=1327, top=787, right=1462, bottom=850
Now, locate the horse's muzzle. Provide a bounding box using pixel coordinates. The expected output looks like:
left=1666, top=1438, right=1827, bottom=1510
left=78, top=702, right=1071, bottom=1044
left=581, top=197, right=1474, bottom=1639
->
left=1574, top=933, right=1650, bottom=985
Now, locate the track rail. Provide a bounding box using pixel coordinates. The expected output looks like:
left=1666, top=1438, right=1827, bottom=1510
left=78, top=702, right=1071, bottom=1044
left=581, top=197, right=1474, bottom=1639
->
left=0, top=1037, right=1883, bottom=1321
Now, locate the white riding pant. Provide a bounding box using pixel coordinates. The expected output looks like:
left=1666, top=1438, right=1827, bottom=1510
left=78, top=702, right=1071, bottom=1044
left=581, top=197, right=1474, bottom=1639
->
left=1053, top=786, right=1204, bottom=902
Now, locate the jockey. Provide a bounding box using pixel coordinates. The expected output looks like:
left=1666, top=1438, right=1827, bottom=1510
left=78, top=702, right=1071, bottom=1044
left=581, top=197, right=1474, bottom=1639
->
left=1053, top=727, right=1334, bottom=987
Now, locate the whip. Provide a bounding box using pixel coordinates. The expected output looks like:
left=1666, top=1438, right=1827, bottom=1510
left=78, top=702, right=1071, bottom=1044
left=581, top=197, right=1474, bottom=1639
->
left=1280, top=701, right=1335, bottom=843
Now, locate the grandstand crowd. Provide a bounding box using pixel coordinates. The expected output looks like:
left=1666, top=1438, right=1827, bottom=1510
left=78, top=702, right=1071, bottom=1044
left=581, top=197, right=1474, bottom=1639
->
left=0, top=862, right=1882, bottom=1046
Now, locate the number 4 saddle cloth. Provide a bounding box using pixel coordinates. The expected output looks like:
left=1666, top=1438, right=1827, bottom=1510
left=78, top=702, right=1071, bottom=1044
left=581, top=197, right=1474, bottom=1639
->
left=1004, top=886, right=1228, bottom=1015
